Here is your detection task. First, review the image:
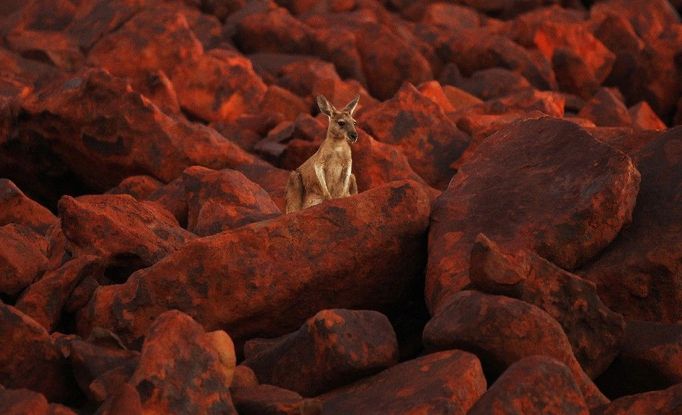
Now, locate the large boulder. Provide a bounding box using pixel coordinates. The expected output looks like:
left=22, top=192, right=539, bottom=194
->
left=0, top=304, right=76, bottom=402
left=423, top=291, right=608, bottom=408
left=598, top=320, right=682, bottom=397
left=10, top=69, right=288, bottom=206
left=80, top=180, right=432, bottom=346
left=468, top=356, right=589, bottom=415
left=148, top=166, right=281, bottom=236
left=426, top=117, right=640, bottom=313
left=580, top=126, right=682, bottom=322
left=243, top=309, right=398, bottom=396
left=16, top=255, right=103, bottom=331
left=359, top=83, right=470, bottom=189
left=57, top=194, right=194, bottom=279
left=592, top=383, right=682, bottom=415
left=0, top=388, right=77, bottom=415
left=0, top=179, right=57, bottom=234
left=319, top=350, right=486, bottom=415
left=127, top=310, right=237, bottom=414
left=0, top=223, right=47, bottom=297
left=470, top=234, right=625, bottom=378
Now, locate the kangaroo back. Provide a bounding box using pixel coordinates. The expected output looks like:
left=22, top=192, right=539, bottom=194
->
left=285, top=170, right=304, bottom=213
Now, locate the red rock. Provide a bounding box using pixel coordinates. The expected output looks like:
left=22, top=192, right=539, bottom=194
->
left=67, top=338, right=139, bottom=400
left=87, top=7, right=203, bottom=83
left=148, top=166, right=281, bottom=234
left=359, top=83, right=470, bottom=189
left=0, top=224, right=48, bottom=296
left=598, top=321, right=682, bottom=397
left=15, top=256, right=103, bottom=331
left=319, top=350, right=486, bottom=415
left=470, top=234, right=625, bottom=378
left=587, top=127, right=660, bottom=157
left=129, top=310, right=237, bottom=414
left=629, top=102, right=667, bottom=131
left=58, top=194, right=194, bottom=279
left=442, top=85, right=483, bottom=112
left=81, top=180, right=431, bottom=345
left=423, top=291, right=608, bottom=407
left=418, top=25, right=556, bottom=91
left=421, top=3, right=481, bottom=31
left=534, top=21, right=615, bottom=98
left=455, top=110, right=546, bottom=144
left=580, top=127, right=682, bottom=322
left=0, top=388, right=77, bottom=415
left=277, top=0, right=355, bottom=15
left=201, top=0, right=246, bottom=20
left=66, top=0, right=146, bottom=51
left=354, top=23, right=433, bottom=100
left=96, top=383, right=143, bottom=415
left=578, top=88, right=632, bottom=128
left=0, top=47, right=58, bottom=94
left=427, top=117, right=640, bottom=312
left=234, top=3, right=314, bottom=54
left=0, top=178, right=57, bottom=234
left=605, top=26, right=682, bottom=121
left=417, top=80, right=456, bottom=113
left=4, top=29, right=83, bottom=71
left=231, top=365, right=259, bottom=389
left=453, top=68, right=532, bottom=101
left=468, top=356, right=589, bottom=415
left=501, top=5, right=586, bottom=47
left=232, top=384, right=321, bottom=415
left=133, top=70, right=181, bottom=116
left=106, top=175, right=163, bottom=200
left=12, top=69, right=287, bottom=206
left=592, top=13, right=643, bottom=55
left=261, top=85, right=310, bottom=122
left=0, top=304, right=75, bottom=402
left=88, top=364, right=137, bottom=403
left=590, top=0, right=679, bottom=42
left=592, top=383, right=682, bottom=415
left=243, top=309, right=398, bottom=396
left=309, top=25, right=367, bottom=85
left=171, top=49, right=268, bottom=123
left=485, top=89, right=565, bottom=118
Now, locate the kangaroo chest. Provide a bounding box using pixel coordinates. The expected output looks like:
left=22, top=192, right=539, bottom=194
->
left=320, top=147, right=351, bottom=193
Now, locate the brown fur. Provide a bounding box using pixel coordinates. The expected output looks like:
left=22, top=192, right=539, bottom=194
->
left=286, top=95, right=360, bottom=213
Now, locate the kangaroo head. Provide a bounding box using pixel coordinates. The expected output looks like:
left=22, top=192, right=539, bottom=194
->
left=317, top=95, right=360, bottom=143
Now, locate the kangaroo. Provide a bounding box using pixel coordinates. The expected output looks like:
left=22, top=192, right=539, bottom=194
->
left=286, top=95, right=360, bottom=213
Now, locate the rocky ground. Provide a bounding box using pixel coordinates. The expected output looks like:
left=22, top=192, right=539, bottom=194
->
left=0, top=0, right=681, bottom=414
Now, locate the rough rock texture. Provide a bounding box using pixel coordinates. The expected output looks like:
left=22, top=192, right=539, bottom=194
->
left=16, top=255, right=103, bottom=331
left=0, top=388, right=77, bottom=415
left=427, top=117, right=640, bottom=313
left=231, top=385, right=321, bottom=415
left=581, top=127, right=682, bottom=322
left=598, top=320, right=682, bottom=397
left=423, top=291, right=608, bottom=408
left=58, top=194, right=194, bottom=278
left=319, top=350, right=486, bottom=415
left=149, top=166, right=280, bottom=236
left=592, top=383, right=682, bottom=415
left=0, top=304, right=75, bottom=402
left=0, top=223, right=48, bottom=296
left=171, top=49, right=267, bottom=123
left=468, top=356, right=589, bottom=415
left=578, top=88, right=632, bottom=127
left=0, top=178, right=57, bottom=234
left=470, top=234, right=625, bottom=378
left=128, top=310, right=237, bottom=414
left=243, top=309, right=398, bottom=396
left=360, top=83, right=470, bottom=189
left=81, top=181, right=431, bottom=346
left=106, top=176, right=163, bottom=200
left=9, top=68, right=287, bottom=206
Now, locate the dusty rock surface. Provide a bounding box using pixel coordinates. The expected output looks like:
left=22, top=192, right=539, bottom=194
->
left=1, top=0, right=681, bottom=412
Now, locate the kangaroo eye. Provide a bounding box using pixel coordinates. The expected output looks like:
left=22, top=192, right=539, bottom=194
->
left=337, top=120, right=345, bottom=126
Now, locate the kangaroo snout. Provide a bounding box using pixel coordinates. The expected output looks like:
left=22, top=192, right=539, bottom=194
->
left=348, top=131, right=358, bottom=142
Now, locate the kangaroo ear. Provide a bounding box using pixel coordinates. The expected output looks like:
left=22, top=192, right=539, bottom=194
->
left=316, top=95, right=335, bottom=117
left=342, top=95, right=360, bottom=115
